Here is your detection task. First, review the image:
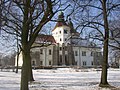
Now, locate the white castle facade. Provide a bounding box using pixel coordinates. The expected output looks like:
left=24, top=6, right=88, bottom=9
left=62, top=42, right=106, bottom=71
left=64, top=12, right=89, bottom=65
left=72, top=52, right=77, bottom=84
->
left=15, top=12, right=102, bottom=68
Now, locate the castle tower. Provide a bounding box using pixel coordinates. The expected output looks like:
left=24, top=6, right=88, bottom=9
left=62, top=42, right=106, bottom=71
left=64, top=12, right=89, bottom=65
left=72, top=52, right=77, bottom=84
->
left=52, top=11, right=71, bottom=46
left=68, top=18, right=80, bottom=38
left=52, top=12, right=76, bottom=66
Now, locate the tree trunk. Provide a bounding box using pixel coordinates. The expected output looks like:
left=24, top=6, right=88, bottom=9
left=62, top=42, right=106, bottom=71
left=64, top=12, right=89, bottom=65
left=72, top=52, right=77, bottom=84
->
left=20, top=49, right=30, bottom=90
left=99, top=0, right=109, bottom=87
left=20, top=47, right=34, bottom=90
left=28, top=55, right=34, bottom=81
left=20, top=0, right=34, bottom=89
left=99, top=42, right=109, bottom=86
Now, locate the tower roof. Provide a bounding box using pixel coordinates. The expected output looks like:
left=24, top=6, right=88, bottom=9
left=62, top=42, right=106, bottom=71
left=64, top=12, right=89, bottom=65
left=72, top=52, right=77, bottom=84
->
left=58, top=11, right=64, bottom=22
left=52, top=12, right=68, bottom=31
left=68, top=18, right=76, bottom=33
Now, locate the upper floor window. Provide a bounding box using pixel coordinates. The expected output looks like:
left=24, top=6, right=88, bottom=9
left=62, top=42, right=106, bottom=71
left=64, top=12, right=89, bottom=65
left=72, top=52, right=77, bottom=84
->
left=65, top=38, right=67, bottom=41
left=75, top=51, right=78, bottom=56
left=40, top=49, right=43, bottom=54
left=64, top=29, right=67, bottom=34
left=60, top=47, right=62, bottom=50
left=60, top=38, right=62, bottom=41
left=82, top=51, right=86, bottom=56
left=59, top=31, right=61, bottom=34
left=91, top=51, right=94, bottom=56
left=49, top=49, right=51, bottom=55
left=96, top=52, right=101, bottom=56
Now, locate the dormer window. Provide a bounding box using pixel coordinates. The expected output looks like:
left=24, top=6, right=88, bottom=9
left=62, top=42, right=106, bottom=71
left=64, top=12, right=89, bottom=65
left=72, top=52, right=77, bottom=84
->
left=64, top=29, right=67, bottom=34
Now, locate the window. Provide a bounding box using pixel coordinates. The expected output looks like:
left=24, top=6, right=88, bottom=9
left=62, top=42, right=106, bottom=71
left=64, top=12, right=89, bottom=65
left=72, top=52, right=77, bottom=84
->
left=49, top=61, right=52, bottom=65
left=96, top=52, right=101, bottom=56
left=40, top=61, right=43, bottom=65
left=75, top=61, right=77, bottom=65
left=64, top=29, right=67, bottom=34
left=91, top=61, right=94, bottom=65
left=59, top=31, right=61, bottom=34
left=82, top=51, right=86, bottom=56
left=40, top=49, right=43, bottom=54
left=98, top=52, right=101, bottom=56
left=49, top=49, right=51, bottom=55
left=59, top=55, right=62, bottom=64
left=32, top=61, right=35, bottom=66
left=65, top=46, right=67, bottom=51
left=60, top=47, right=62, bottom=50
left=83, top=61, right=86, bottom=66
left=91, top=51, right=94, bottom=56
left=75, top=51, right=78, bottom=56
left=65, top=38, right=67, bottom=41
left=60, top=38, right=62, bottom=41
left=65, top=55, right=67, bottom=61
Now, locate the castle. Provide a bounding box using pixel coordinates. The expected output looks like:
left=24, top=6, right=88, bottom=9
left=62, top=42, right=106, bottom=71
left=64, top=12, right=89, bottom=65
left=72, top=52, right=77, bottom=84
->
left=15, top=12, right=102, bottom=68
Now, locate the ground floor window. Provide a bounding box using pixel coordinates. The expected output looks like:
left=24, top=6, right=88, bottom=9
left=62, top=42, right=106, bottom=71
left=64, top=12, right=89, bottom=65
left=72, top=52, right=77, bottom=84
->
left=75, top=61, right=77, bottom=65
left=32, top=61, right=36, bottom=66
left=40, top=61, right=43, bottom=65
left=49, top=61, right=52, bottom=65
left=58, top=55, right=62, bottom=65
left=83, top=61, right=86, bottom=66
left=65, top=55, right=67, bottom=61
left=91, top=61, right=94, bottom=65
left=60, top=55, right=62, bottom=62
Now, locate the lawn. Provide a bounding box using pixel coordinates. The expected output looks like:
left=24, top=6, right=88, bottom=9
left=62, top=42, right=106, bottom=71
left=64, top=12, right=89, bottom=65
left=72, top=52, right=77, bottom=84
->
left=0, top=68, right=120, bottom=90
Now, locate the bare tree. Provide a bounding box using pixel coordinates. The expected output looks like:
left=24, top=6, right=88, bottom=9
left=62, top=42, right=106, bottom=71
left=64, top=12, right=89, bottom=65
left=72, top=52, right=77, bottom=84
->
left=1, top=0, right=69, bottom=90
left=109, top=18, right=120, bottom=50
left=109, top=17, right=120, bottom=67
left=70, top=0, right=120, bottom=87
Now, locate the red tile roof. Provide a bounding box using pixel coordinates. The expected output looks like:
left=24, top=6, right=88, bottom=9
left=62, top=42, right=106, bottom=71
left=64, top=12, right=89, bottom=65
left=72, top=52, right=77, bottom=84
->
left=35, top=34, right=56, bottom=44
left=52, top=21, right=68, bottom=31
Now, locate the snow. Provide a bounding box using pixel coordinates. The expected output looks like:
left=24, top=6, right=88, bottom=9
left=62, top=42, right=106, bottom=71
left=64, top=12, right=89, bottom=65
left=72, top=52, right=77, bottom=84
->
left=0, top=68, right=120, bottom=90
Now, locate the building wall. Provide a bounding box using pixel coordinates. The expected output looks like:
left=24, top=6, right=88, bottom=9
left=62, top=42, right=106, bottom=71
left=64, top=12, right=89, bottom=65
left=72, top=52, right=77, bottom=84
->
left=72, top=46, right=102, bottom=67
left=52, top=26, right=71, bottom=45
left=15, top=45, right=54, bottom=67
left=15, top=45, right=102, bottom=68
left=72, top=47, right=80, bottom=66
left=15, top=52, right=23, bottom=67
left=80, top=47, right=94, bottom=67
left=33, top=45, right=54, bottom=66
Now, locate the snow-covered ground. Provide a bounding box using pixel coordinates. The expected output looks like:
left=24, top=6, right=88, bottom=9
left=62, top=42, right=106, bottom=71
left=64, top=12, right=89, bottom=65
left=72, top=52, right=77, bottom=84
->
left=0, top=68, right=120, bottom=90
